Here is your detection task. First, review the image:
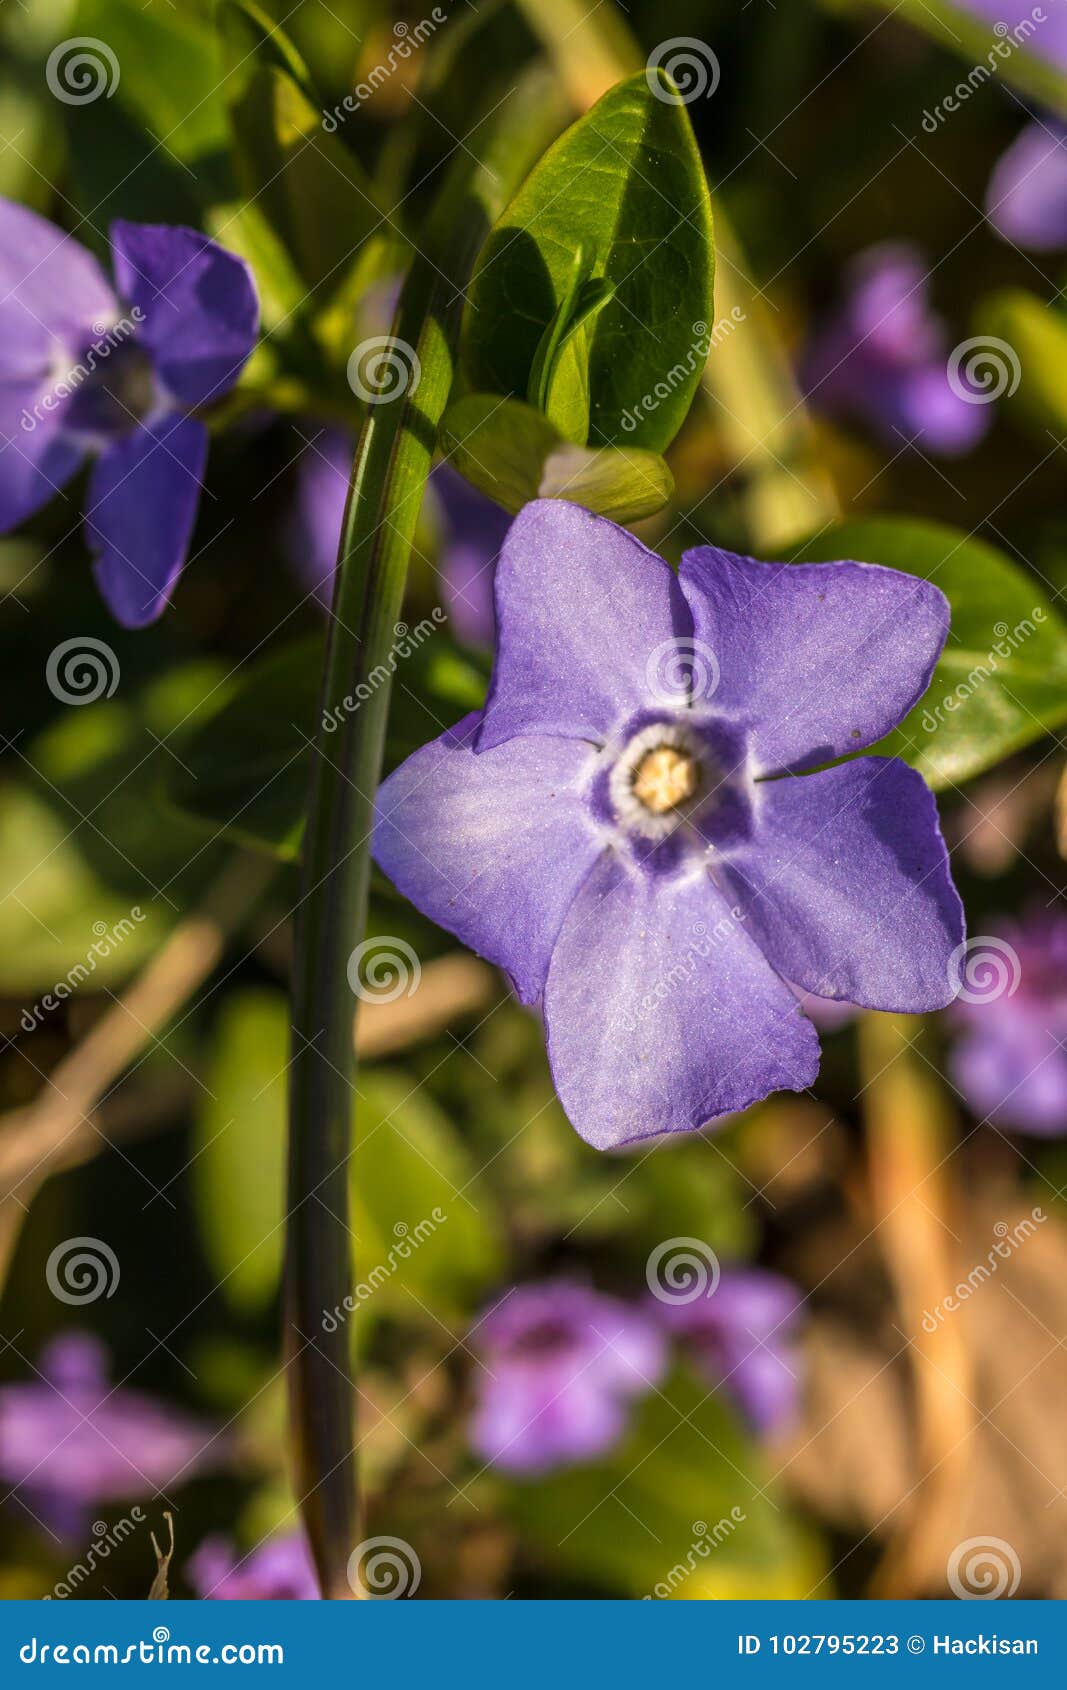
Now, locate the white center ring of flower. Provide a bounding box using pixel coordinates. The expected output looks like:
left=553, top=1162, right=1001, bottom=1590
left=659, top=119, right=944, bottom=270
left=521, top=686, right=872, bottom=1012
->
left=609, top=721, right=708, bottom=839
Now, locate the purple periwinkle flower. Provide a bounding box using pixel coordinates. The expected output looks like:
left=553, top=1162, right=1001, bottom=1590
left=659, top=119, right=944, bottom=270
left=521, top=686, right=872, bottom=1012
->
left=0, top=1332, right=217, bottom=1538
left=431, top=463, right=509, bottom=646
left=950, top=917, right=1067, bottom=1135
left=288, top=431, right=504, bottom=638
left=960, top=1, right=1067, bottom=68
left=986, top=120, right=1067, bottom=250
left=0, top=198, right=258, bottom=626
left=653, top=1266, right=803, bottom=1437
left=188, top=1532, right=319, bottom=1600
left=803, top=242, right=991, bottom=456
left=287, top=425, right=351, bottom=607
left=468, top=1280, right=666, bottom=1475
left=373, top=500, right=963, bottom=1149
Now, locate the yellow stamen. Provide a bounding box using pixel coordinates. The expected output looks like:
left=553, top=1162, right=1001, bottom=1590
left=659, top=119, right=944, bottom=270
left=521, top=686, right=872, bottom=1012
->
left=632, top=746, right=700, bottom=815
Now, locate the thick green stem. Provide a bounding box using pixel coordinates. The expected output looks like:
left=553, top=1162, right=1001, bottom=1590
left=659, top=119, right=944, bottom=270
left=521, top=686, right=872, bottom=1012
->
left=286, top=74, right=563, bottom=1600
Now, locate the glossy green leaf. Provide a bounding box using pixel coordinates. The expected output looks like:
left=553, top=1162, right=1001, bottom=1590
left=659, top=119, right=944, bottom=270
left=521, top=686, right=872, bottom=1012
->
left=794, top=518, right=1067, bottom=789
left=511, top=1371, right=822, bottom=1598
left=194, top=991, right=503, bottom=1317
left=219, top=0, right=386, bottom=297
left=462, top=71, right=714, bottom=452
left=977, top=288, right=1067, bottom=436
left=440, top=394, right=674, bottom=520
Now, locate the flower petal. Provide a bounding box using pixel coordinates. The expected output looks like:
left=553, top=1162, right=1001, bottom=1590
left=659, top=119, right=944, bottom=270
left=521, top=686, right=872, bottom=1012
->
left=109, top=222, right=258, bottom=410
left=469, top=1369, right=627, bottom=1475
left=0, top=377, right=84, bottom=529
left=85, top=414, right=208, bottom=627
left=0, top=196, right=118, bottom=374
left=373, top=715, right=603, bottom=1003
left=952, top=1008, right=1067, bottom=1136
left=478, top=500, right=691, bottom=750
left=679, top=545, right=949, bottom=775
left=720, top=757, right=962, bottom=1012
left=543, top=855, right=820, bottom=1149
left=987, top=120, right=1067, bottom=253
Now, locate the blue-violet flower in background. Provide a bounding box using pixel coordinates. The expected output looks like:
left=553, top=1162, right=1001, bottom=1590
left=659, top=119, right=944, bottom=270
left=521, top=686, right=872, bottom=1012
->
left=950, top=915, right=1067, bottom=1135
left=288, top=427, right=504, bottom=639
left=0, top=1332, right=218, bottom=1539
left=188, top=1532, right=318, bottom=1600
left=803, top=242, right=991, bottom=456
left=0, top=198, right=258, bottom=626
left=653, top=1265, right=804, bottom=1437
left=986, top=119, right=1067, bottom=250
left=468, top=1280, right=666, bottom=1474
left=373, top=500, right=963, bottom=1149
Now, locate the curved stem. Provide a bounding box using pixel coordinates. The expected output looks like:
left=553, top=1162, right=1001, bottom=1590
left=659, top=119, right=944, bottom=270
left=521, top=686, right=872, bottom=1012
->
left=285, top=73, right=563, bottom=1600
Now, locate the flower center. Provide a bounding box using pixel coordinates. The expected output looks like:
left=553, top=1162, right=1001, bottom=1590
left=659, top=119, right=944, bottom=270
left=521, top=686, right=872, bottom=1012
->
left=607, top=720, right=710, bottom=842
left=632, top=745, right=701, bottom=815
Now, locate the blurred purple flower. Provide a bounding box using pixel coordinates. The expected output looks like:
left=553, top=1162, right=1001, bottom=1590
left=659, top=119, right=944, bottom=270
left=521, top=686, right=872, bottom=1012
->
left=0, top=1332, right=217, bottom=1539
left=960, top=1, right=1067, bottom=68
left=0, top=200, right=258, bottom=626
left=287, top=430, right=505, bottom=639
left=431, top=463, right=509, bottom=646
left=287, top=426, right=351, bottom=607
left=987, top=120, right=1067, bottom=250
left=803, top=242, right=991, bottom=456
left=654, top=1266, right=804, bottom=1437
left=373, top=500, right=963, bottom=1149
left=468, top=1280, right=666, bottom=1475
left=188, top=1532, right=318, bottom=1600
left=950, top=917, right=1067, bottom=1135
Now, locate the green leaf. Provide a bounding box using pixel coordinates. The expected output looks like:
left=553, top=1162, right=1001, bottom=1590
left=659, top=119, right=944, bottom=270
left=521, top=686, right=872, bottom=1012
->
left=526, top=243, right=616, bottom=442
left=976, top=288, right=1067, bottom=435
left=0, top=783, right=165, bottom=997
left=195, top=990, right=288, bottom=1312
left=218, top=0, right=387, bottom=298
left=194, top=991, right=503, bottom=1317
left=511, top=1371, right=822, bottom=1598
left=440, top=394, right=673, bottom=521
left=167, top=638, right=319, bottom=861
left=167, top=634, right=487, bottom=859
left=74, top=0, right=229, bottom=165
left=462, top=71, right=714, bottom=452
left=28, top=660, right=230, bottom=902
left=352, top=1069, right=504, bottom=1319
left=794, top=518, right=1067, bottom=789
